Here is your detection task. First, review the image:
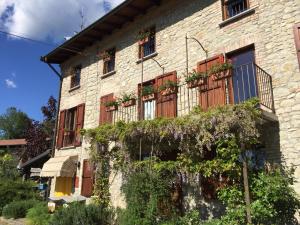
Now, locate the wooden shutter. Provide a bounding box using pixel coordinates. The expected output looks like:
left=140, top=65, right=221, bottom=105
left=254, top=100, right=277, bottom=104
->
left=56, top=110, right=66, bottom=149
left=75, top=104, right=85, bottom=147
left=197, top=55, right=229, bottom=110
left=293, top=23, right=300, bottom=70
left=99, top=93, right=114, bottom=124
left=81, top=159, right=93, bottom=197
left=156, top=71, right=177, bottom=118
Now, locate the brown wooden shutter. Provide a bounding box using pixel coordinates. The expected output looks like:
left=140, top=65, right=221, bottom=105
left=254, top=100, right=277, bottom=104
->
left=56, top=110, right=66, bottom=149
left=156, top=71, right=177, bottom=118
left=293, top=23, right=300, bottom=70
left=197, top=55, right=228, bottom=110
left=75, top=104, right=85, bottom=147
left=99, top=93, right=114, bottom=124
left=81, top=159, right=93, bottom=197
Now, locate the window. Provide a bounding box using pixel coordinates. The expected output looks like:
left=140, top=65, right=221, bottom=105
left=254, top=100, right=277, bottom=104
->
left=70, top=66, right=81, bottom=89
left=144, top=100, right=156, bottom=120
left=57, top=104, right=85, bottom=149
left=222, top=0, right=249, bottom=20
left=103, top=48, right=116, bottom=74
left=63, top=107, right=77, bottom=147
left=138, top=27, right=156, bottom=58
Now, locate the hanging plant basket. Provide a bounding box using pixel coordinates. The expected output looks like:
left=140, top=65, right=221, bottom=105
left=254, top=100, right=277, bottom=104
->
left=161, top=87, right=177, bottom=96
left=187, top=77, right=206, bottom=89
left=211, top=69, right=232, bottom=81
left=142, top=93, right=155, bottom=102
left=122, top=99, right=136, bottom=107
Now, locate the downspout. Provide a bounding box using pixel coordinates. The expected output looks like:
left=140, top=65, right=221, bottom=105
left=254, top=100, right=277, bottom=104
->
left=40, top=57, right=63, bottom=158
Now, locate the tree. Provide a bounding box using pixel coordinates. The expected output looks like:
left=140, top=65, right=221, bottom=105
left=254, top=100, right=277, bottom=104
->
left=22, top=121, right=48, bottom=161
left=0, top=107, right=31, bottom=139
left=41, top=96, right=57, bottom=137
left=22, top=96, right=57, bottom=161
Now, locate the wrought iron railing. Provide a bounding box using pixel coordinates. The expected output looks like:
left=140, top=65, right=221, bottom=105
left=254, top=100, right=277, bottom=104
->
left=63, top=130, right=75, bottom=147
left=111, top=62, right=275, bottom=124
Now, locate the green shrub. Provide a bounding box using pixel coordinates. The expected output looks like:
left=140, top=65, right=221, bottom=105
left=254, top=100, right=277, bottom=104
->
left=2, top=199, right=38, bottom=219
left=26, top=202, right=52, bottom=225
left=0, top=178, right=39, bottom=215
left=50, top=202, right=113, bottom=225
left=120, top=170, right=179, bottom=225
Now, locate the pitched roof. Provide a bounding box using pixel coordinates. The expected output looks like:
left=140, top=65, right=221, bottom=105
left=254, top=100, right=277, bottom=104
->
left=0, top=139, right=27, bottom=146
left=41, top=0, right=162, bottom=64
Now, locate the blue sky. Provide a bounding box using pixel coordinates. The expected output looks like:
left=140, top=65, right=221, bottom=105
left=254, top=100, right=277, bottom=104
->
left=0, top=0, right=123, bottom=121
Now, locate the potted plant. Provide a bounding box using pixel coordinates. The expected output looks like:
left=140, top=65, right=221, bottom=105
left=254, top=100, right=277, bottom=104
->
left=209, top=62, right=233, bottom=81
left=137, top=30, right=152, bottom=45
left=99, top=49, right=114, bottom=61
left=104, top=100, right=119, bottom=112
left=158, top=80, right=178, bottom=96
left=185, top=69, right=208, bottom=88
left=120, top=93, right=136, bottom=107
left=141, top=85, right=156, bottom=101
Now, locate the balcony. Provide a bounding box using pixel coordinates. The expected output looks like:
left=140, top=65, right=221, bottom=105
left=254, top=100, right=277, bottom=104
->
left=111, top=62, right=276, bottom=124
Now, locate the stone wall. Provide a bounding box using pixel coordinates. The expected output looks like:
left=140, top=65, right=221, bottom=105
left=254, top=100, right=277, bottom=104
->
left=53, top=0, right=300, bottom=203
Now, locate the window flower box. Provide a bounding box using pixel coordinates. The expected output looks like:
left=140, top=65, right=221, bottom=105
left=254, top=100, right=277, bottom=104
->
left=160, top=87, right=177, bottom=96
left=142, top=93, right=155, bottom=102
left=158, top=80, right=178, bottom=96
left=185, top=70, right=208, bottom=89
left=209, top=62, right=233, bottom=81
left=104, top=100, right=119, bottom=112
left=141, top=85, right=156, bottom=102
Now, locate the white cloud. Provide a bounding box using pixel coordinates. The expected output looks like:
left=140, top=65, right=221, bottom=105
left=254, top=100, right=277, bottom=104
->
left=0, top=0, right=125, bottom=42
left=5, top=79, right=17, bottom=88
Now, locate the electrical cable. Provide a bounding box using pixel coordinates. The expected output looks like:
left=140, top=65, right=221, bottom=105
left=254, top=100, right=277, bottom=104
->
left=0, top=30, right=83, bottom=55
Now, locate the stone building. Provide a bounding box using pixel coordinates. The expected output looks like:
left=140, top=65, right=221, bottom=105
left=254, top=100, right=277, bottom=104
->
left=40, top=0, right=300, bottom=208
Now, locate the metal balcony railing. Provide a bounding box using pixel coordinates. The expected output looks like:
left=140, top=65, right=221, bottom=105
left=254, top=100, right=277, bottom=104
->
left=111, top=62, right=275, bottom=124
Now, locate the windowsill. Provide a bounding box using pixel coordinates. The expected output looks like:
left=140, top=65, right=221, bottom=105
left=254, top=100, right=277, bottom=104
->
left=101, top=70, right=116, bottom=79
left=136, top=52, right=158, bottom=64
left=69, top=85, right=80, bottom=92
left=219, top=6, right=258, bottom=27
left=59, top=146, right=76, bottom=150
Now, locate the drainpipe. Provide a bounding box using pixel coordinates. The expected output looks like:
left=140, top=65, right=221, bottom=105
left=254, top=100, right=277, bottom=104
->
left=40, top=57, right=63, bottom=158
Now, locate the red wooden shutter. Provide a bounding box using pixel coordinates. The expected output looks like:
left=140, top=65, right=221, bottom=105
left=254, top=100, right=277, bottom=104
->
left=81, top=159, right=93, bottom=197
left=56, top=110, right=66, bottom=149
left=99, top=93, right=114, bottom=124
left=197, top=55, right=228, bottom=110
left=293, top=23, right=300, bottom=70
left=156, top=71, right=177, bottom=118
left=75, top=104, right=85, bottom=147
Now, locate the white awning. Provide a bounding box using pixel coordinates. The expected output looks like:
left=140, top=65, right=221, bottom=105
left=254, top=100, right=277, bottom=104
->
left=40, top=155, right=78, bottom=177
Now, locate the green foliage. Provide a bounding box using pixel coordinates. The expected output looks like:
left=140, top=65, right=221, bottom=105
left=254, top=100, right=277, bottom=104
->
left=120, top=170, right=178, bottom=225
left=185, top=69, right=207, bottom=83
left=119, top=93, right=136, bottom=103
left=49, top=202, right=113, bottom=225
left=158, top=80, right=179, bottom=92
left=0, top=153, right=19, bottom=179
left=2, top=199, right=38, bottom=219
left=0, top=178, right=39, bottom=215
left=104, top=100, right=119, bottom=107
left=209, top=62, right=233, bottom=75
left=141, top=85, right=155, bottom=96
left=26, top=202, right=52, bottom=225
left=0, top=107, right=31, bottom=139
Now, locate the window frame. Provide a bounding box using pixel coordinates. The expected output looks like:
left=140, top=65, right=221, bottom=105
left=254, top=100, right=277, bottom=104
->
left=63, top=107, right=77, bottom=147
left=222, top=0, right=250, bottom=20
left=103, top=48, right=116, bottom=75
left=70, top=65, right=81, bottom=89
left=138, top=26, right=156, bottom=59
